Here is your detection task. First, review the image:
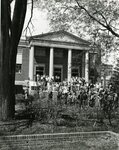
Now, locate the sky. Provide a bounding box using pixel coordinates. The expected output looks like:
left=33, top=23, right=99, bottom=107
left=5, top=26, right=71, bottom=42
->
left=11, top=1, right=50, bottom=38
left=22, top=7, right=50, bottom=38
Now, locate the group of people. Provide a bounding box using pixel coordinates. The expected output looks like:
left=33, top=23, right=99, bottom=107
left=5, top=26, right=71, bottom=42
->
left=34, top=75, right=118, bottom=110
left=52, top=81, right=118, bottom=109
left=25, top=75, right=118, bottom=112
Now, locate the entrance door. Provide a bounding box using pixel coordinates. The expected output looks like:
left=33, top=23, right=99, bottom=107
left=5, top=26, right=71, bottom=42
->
left=54, top=66, right=62, bottom=82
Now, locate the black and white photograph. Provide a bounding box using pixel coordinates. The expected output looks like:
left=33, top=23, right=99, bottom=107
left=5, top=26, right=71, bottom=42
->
left=1, top=0, right=119, bottom=149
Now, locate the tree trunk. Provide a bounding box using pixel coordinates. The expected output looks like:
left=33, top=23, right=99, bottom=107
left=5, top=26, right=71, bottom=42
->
left=0, top=0, right=27, bottom=120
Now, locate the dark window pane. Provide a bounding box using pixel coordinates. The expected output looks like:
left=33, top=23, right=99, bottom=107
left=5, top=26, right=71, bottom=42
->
left=16, top=64, right=22, bottom=73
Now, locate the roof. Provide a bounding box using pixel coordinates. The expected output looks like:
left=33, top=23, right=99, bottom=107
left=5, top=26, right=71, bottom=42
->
left=27, top=30, right=90, bottom=46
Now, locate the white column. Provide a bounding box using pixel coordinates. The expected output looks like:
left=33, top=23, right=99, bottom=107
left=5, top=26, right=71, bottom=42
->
left=82, top=52, right=85, bottom=78
left=49, top=47, right=54, bottom=79
left=67, top=49, right=72, bottom=83
left=29, top=46, right=34, bottom=81
left=85, top=51, right=89, bottom=83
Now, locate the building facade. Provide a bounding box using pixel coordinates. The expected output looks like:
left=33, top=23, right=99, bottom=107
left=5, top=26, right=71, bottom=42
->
left=15, top=30, right=99, bottom=84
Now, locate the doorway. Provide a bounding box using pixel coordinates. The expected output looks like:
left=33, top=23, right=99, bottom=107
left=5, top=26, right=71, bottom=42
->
left=54, top=65, right=63, bottom=82
left=35, top=64, right=45, bottom=76
left=72, top=67, right=80, bottom=77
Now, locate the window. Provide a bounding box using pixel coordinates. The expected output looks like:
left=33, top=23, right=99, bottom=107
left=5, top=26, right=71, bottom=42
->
left=17, top=49, right=23, bottom=54
left=54, top=67, right=62, bottom=82
left=36, top=66, right=45, bottom=75
left=72, top=68, right=79, bottom=77
left=16, top=49, right=22, bottom=64
left=16, top=64, right=22, bottom=73
left=72, top=51, right=82, bottom=66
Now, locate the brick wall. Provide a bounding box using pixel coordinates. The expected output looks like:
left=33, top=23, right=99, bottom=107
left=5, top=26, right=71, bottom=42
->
left=22, top=47, right=29, bottom=81
left=0, top=131, right=118, bottom=150
left=15, top=47, right=29, bottom=81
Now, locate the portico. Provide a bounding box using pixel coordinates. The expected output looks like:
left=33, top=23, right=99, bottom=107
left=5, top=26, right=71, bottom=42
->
left=28, top=31, right=90, bottom=83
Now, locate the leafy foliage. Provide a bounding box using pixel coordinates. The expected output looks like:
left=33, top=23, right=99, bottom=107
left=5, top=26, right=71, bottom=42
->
left=110, top=58, right=119, bottom=93
left=37, top=0, right=119, bottom=57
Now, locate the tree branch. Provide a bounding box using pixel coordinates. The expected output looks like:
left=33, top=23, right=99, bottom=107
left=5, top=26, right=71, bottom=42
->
left=95, top=11, right=109, bottom=26
left=75, top=1, right=107, bottom=27
left=24, top=0, right=34, bottom=36
left=75, top=0, right=119, bottom=38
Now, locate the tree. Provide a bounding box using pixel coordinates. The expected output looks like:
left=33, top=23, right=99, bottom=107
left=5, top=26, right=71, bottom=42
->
left=38, top=0, right=119, bottom=57
left=74, top=0, right=119, bottom=59
left=75, top=0, right=119, bottom=37
left=40, top=0, right=119, bottom=37
left=0, top=0, right=28, bottom=120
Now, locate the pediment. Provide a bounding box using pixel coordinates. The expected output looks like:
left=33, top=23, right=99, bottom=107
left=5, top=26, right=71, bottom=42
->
left=31, top=31, right=89, bottom=45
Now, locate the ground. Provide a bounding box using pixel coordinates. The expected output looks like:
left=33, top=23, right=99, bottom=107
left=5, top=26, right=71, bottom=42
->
left=1, top=95, right=119, bottom=136
left=0, top=97, right=119, bottom=149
